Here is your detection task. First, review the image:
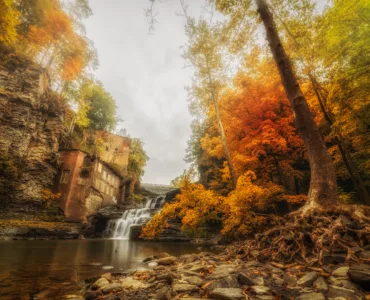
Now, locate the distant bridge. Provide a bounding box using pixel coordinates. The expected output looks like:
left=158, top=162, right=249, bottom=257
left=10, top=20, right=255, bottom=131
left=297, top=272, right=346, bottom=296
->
left=141, top=183, right=175, bottom=195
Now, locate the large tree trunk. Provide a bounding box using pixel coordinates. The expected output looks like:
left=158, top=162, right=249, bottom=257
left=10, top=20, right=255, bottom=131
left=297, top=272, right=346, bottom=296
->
left=255, top=0, right=339, bottom=209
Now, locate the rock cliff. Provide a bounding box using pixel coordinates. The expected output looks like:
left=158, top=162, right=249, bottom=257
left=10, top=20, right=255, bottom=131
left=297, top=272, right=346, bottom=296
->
left=0, top=46, right=65, bottom=210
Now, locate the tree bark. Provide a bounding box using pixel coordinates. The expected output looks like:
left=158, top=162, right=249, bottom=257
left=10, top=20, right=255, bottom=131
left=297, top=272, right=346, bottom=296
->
left=255, top=0, right=339, bottom=208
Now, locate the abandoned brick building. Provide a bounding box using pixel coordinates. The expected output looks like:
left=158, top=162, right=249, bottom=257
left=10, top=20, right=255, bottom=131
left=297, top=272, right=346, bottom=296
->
left=55, top=133, right=133, bottom=221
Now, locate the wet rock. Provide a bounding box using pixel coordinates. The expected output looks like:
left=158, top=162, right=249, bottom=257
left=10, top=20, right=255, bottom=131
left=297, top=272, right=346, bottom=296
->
left=348, top=263, right=370, bottom=289
left=102, top=283, right=122, bottom=293
left=209, top=287, right=245, bottom=300
left=189, top=264, right=209, bottom=273
left=92, top=277, right=110, bottom=290
left=327, top=286, right=359, bottom=300
left=155, top=286, right=171, bottom=300
left=181, top=275, right=203, bottom=286
left=313, top=277, right=328, bottom=292
left=129, top=225, right=143, bottom=240
left=297, top=272, right=317, bottom=287
left=332, top=266, right=349, bottom=277
left=172, top=283, right=199, bottom=293
left=157, top=256, right=176, bottom=265
left=295, top=292, right=325, bottom=300
left=120, top=277, right=148, bottom=289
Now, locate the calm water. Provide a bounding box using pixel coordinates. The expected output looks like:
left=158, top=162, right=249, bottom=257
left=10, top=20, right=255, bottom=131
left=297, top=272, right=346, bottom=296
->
left=0, top=239, right=207, bottom=300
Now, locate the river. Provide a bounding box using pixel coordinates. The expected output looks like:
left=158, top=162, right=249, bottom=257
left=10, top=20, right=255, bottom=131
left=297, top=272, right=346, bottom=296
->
left=0, top=239, right=208, bottom=299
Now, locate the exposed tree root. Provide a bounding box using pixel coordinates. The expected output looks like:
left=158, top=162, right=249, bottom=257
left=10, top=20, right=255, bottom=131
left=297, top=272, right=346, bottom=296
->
left=233, top=204, right=370, bottom=266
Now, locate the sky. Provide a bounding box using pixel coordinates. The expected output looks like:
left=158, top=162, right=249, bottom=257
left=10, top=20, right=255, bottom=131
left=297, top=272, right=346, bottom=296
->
left=83, top=1, right=207, bottom=185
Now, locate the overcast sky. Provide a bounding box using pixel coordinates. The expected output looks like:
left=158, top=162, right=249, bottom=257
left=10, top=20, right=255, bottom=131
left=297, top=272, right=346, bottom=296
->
left=83, top=1, right=208, bottom=185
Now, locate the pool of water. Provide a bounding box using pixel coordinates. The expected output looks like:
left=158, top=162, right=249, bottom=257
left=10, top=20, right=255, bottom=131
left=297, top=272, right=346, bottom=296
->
left=0, top=239, right=207, bottom=299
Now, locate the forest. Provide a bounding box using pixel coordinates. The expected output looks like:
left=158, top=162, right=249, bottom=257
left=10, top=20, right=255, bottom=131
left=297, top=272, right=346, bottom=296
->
left=0, top=0, right=370, bottom=299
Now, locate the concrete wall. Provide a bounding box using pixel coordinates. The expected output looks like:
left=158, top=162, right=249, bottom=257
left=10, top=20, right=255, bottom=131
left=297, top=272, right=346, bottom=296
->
left=96, top=131, right=130, bottom=175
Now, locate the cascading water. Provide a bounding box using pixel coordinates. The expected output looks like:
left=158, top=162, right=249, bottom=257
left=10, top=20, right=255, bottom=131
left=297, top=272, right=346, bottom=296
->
left=107, top=196, right=166, bottom=239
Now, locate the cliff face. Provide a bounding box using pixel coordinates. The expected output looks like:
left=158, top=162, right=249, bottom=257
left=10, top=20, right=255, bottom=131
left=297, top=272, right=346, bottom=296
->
left=0, top=47, right=65, bottom=210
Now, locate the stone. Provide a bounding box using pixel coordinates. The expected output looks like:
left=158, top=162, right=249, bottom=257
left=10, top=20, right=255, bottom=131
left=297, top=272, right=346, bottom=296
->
left=128, top=224, right=143, bottom=240
left=209, top=288, right=245, bottom=300
left=172, top=283, right=199, bottom=293
left=157, top=272, right=177, bottom=284
left=332, top=266, right=349, bottom=277
left=348, top=263, right=370, bottom=289
left=297, top=272, right=318, bottom=287
left=102, top=283, right=122, bottom=293
left=154, top=252, right=171, bottom=259
left=295, top=292, right=325, bottom=300
left=313, top=277, right=328, bottom=292
left=92, top=277, right=110, bottom=290
left=327, top=286, right=359, bottom=300
left=250, top=286, right=271, bottom=295
left=182, top=275, right=203, bottom=286
left=157, top=256, right=176, bottom=265
left=204, top=274, right=239, bottom=291
left=148, top=262, right=159, bottom=268
left=155, top=286, right=171, bottom=300
left=120, top=277, right=148, bottom=289
left=238, top=272, right=265, bottom=286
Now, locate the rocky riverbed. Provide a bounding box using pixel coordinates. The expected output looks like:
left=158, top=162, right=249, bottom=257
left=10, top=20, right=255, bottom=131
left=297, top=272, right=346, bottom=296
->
left=81, top=247, right=370, bottom=300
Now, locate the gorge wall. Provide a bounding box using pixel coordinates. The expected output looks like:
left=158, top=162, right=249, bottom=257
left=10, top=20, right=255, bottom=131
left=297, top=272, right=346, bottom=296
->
left=0, top=47, right=65, bottom=210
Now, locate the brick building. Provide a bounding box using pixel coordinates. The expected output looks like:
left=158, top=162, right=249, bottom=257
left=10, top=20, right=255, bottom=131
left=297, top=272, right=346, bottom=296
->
left=56, top=133, right=134, bottom=221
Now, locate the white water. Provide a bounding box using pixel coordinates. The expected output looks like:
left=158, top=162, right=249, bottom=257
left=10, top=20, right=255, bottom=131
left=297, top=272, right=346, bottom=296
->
left=109, top=197, right=166, bottom=239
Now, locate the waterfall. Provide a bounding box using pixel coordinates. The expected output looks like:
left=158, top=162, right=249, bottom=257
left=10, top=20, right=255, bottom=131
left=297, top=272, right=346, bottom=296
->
left=108, top=196, right=166, bottom=239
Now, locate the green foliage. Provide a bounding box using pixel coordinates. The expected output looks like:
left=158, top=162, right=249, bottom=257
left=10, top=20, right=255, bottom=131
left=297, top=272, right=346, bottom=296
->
left=85, top=83, right=118, bottom=132
left=127, top=138, right=149, bottom=183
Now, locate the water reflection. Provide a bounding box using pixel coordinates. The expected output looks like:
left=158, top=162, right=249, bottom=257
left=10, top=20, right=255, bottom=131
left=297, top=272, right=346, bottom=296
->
left=0, top=239, right=207, bottom=299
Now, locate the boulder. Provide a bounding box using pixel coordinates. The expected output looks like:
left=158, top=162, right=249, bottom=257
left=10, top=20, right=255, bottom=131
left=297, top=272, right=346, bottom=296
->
left=348, top=263, right=370, bottom=289
left=209, top=288, right=245, bottom=300
left=157, top=256, right=176, bottom=265
left=92, top=277, right=110, bottom=290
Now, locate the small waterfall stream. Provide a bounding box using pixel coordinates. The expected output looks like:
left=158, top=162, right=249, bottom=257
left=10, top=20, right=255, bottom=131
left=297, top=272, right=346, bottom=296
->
left=107, top=196, right=166, bottom=239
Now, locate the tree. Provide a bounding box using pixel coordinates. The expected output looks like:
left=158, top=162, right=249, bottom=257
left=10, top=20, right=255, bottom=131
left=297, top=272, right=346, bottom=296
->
left=0, top=0, right=20, bottom=45
left=85, top=83, right=118, bottom=132
left=253, top=0, right=338, bottom=209
left=127, top=138, right=149, bottom=184
left=183, top=17, right=239, bottom=188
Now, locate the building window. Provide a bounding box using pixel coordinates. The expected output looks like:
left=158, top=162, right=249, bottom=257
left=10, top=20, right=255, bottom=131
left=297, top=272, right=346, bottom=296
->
left=98, top=162, right=102, bottom=173
left=102, top=170, right=106, bottom=180
left=60, top=170, right=70, bottom=184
